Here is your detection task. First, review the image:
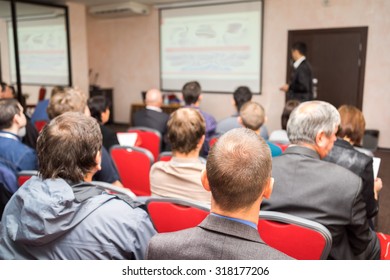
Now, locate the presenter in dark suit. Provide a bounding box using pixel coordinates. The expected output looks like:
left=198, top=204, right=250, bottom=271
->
left=280, top=42, right=313, bottom=102
left=133, top=88, right=169, bottom=140
left=146, top=128, right=292, bottom=260
left=261, top=101, right=380, bottom=260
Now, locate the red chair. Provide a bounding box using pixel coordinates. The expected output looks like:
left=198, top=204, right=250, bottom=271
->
left=258, top=211, right=332, bottom=260
left=34, top=120, right=48, bottom=132
left=157, top=151, right=173, bottom=162
left=209, top=136, right=219, bottom=149
left=146, top=197, right=210, bottom=233
left=110, top=145, right=154, bottom=196
left=377, top=232, right=390, bottom=260
left=273, top=142, right=289, bottom=152
left=17, top=170, right=38, bottom=187
left=128, top=127, right=161, bottom=161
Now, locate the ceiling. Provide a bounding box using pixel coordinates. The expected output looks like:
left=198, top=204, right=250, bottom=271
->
left=20, top=0, right=214, bottom=7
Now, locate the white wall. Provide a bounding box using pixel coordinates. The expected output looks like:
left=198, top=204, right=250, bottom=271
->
left=86, top=0, right=390, bottom=148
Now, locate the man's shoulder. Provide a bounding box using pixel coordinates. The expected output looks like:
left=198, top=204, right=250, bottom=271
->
left=216, top=116, right=239, bottom=133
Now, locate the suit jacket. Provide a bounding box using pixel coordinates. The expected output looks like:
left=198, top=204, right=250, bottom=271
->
left=287, top=59, right=313, bottom=101
left=261, top=146, right=380, bottom=260
left=132, top=108, right=170, bottom=137
left=146, top=215, right=292, bottom=260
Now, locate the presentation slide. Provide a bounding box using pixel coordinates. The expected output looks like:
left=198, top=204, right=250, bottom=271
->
left=8, top=17, right=70, bottom=85
left=160, top=1, right=262, bottom=93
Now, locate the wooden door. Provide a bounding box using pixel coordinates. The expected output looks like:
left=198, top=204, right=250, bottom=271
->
left=287, top=27, right=368, bottom=109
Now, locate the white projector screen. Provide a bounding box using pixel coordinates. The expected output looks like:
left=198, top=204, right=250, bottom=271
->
left=160, top=0, right=263, bottom=94
left=8, top=17, right=70, bottom=86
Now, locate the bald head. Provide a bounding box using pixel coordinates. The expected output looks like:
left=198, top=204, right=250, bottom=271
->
left=145, top=89, right=163, bottom=107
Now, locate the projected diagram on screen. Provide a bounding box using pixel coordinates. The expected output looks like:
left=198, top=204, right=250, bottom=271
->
left=160, top=4, right=261, bottom=93
left=8, top=17, right=69, bottom=85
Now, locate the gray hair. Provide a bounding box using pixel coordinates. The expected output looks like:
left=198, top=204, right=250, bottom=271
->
left=287, top=101, right=340, bottom=145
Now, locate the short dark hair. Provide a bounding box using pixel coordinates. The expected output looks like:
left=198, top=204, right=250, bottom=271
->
left=0, top=98, right=21, bottom=130
left=182, top=81, right=201, bottom=105
left=88, top=96, right=110, bottom=123
left=206, top=128, right=271, bottom=211
left=233, top=86, right=252, bottom=111
left=37, top=112, right=102, bottom=183
left=292, top=42, right=307, bottom=56
left=0, top=82, right=7, bottom=93
left=167, top=108, right=205, bottom=154
left=281, top=100, right=300, bottom=130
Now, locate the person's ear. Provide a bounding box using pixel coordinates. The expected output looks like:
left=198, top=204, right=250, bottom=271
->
left=315, top=130, right=327, bottom=148
left=201, top=169, right=211, bottom=192
left=237, top=116, right=243, bottom=126
left=95, top=150, right=102, bottom=171
left=198, top=94, right=203, bottom=102
left=262, top=177, right=274, bottom=199
left=197, top=135, right=205, bottom=148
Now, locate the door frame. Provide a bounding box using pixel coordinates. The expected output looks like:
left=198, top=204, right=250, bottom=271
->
left=287, top=27, right=368, bottom=109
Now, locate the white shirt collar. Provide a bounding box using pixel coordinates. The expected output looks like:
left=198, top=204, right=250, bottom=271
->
left=146, top=105, right=162, bottom=113
left=293, top=56, right=306, bottom=69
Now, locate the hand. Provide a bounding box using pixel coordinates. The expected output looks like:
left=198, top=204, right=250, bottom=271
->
left=374, top=177, right=383, bottom=200
left=280, top=84, right=289, bottom=92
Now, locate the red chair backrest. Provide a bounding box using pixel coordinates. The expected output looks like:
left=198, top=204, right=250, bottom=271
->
left=258, top=211, right=332, bottom=260
left=146, top=198, right=209, bottom=233
left=377, top=232, right=390, bottom=260
left=157, top=152, right=173, bottom=162
left=34, top=120, right=48, bottom=132
left=110, top=145, right=153, bottom=196
left=274, top=143, right=289, bottom=152
left=17, top=170, right=38, bottom=187
left=128, top=128, right=161, bottom=161
left=209, top=136, right=218, bottom=148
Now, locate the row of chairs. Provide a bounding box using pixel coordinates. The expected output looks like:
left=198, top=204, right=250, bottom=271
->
left=96, top=181, right=333, bottom=260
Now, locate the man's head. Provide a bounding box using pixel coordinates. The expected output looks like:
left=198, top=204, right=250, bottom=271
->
left=0, top=82, right=14, bottom=99
left=47, top=87, right=89, bottom=119
left=88, top=96, right=111, bottom=124
left=291, top=42, right=307, bottom=61
left=287, top=100, right=340, bottom=158
left=203, top=128, right=272, bottom=212
left=167, top=108, right=205, bottom=155
left=233, top=86, right=252, bottom=112
left=337, top=105, right=365, bottom=145
left=0, top=98, right=26, bottom=132
left=37, top=112, right=102, bottom=183
left=145, top=88, right=163, bottom=107
left=182, top=81, right=202, bottom=105
left=239, top=101, right=265, bottom=132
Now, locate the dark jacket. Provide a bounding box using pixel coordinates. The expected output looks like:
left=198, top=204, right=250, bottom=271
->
left=287, top=59, right=313, bottom=101
left=261, top=146, right=380, bottom=260
left=324, top=138, right=378, bottom=218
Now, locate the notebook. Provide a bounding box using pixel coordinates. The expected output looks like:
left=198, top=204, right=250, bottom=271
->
left=116, top=132, right=138, bottom=147
left=373, top=157, right=381, bottom=179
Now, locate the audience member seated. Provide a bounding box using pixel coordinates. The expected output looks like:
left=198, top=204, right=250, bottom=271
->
left=47, top=87, right=123, bottom=188
left=216, top=86, right=269, bottom=139
left=261, top=100, right=380, bottom=259
left=238, top=101, right=282, bottom=157
left=147, top=128, right=292, bottom=260
left=150, top=108, right=210, bottom=205
left=182, top=81, right=217, bottom=156
left=133, top=88, right=170, bottom=150
left=30, top=86, right=64, bottom=126
left=1, top=82, right=39, bottom=150
left=269, top=100, right=300, bottom=144
left=88, top=95, right=119, bottom=151
left=0, top=99, right=38, bottom=172
left=0, top=112, right=156, bottom=259
left=324, top=105, right=382, bottom=227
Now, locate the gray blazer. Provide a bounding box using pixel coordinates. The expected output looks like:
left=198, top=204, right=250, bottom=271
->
left=261, top=146, right=380, bottom=260
left=146, top=215, right=292, bottom=260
